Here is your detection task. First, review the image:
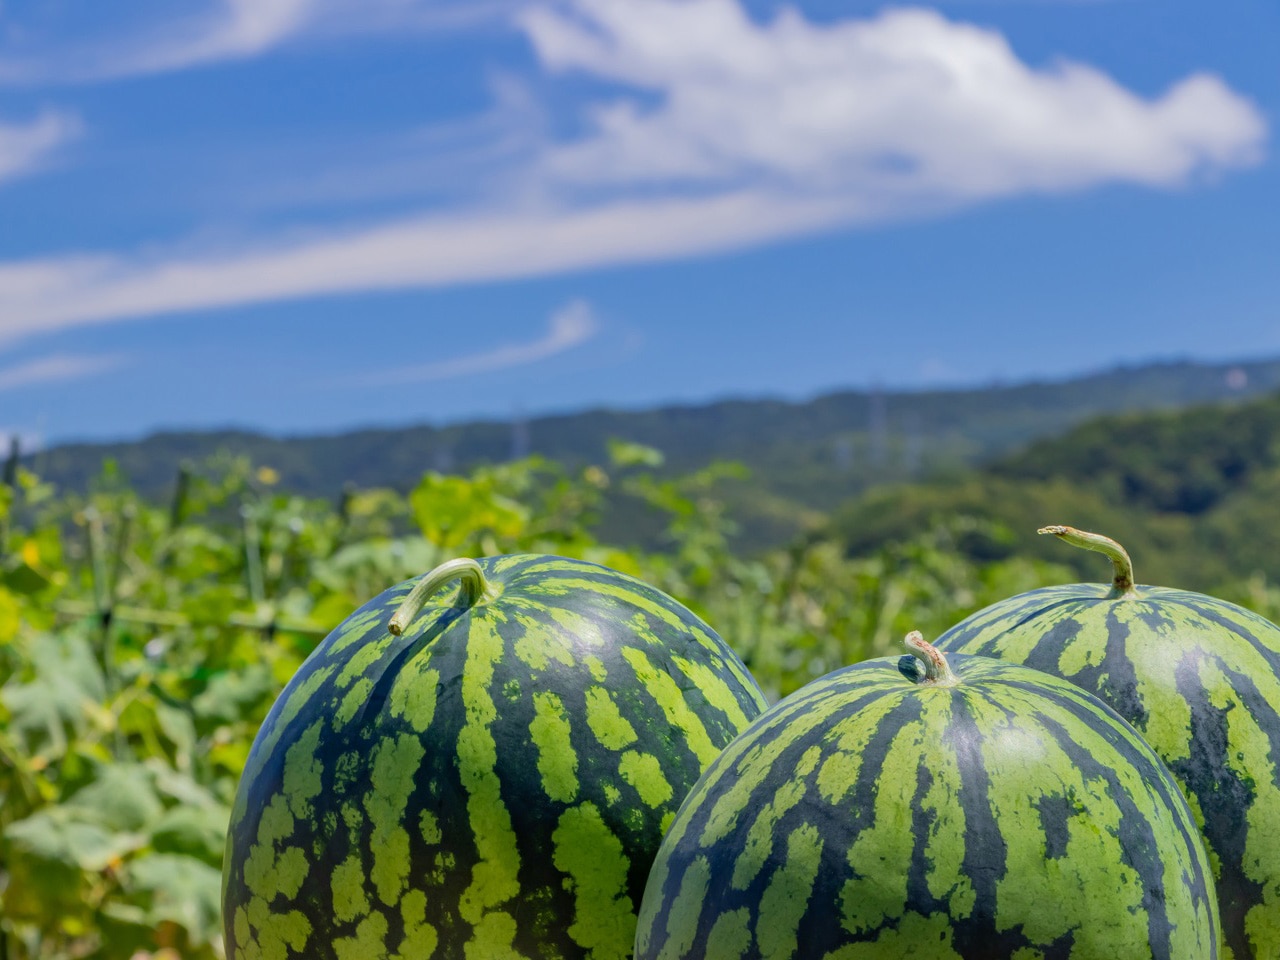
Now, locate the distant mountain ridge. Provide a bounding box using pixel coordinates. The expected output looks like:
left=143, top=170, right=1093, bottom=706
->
left=22, top=357, right=1280, bottom=540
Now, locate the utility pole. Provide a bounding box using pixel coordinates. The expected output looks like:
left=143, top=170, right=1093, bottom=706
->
left=868, top=384, right=887, bottom=470
left=510, top=408, right=530, bottom=461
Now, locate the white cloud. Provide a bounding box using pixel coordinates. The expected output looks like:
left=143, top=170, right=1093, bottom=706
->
left=0, top=0, right=508, bottom=84
left=0, top=110, right=79, bottom=184
left=0, top=352, right=126, bottom=392
left=314, top=0, right=518, bottom=36
left=0, top=428, right=44, bottom=453
left=371, top=298, right=597, bottom=385
left=523, top=2, right=1265, bottom=198
left=0, top=1, right=1266, bottom=346
left=0, top=190, right=855, bottom=346
left=48, top=0, right=320, bottom=81
left=917, top=357, right=959, bottom=383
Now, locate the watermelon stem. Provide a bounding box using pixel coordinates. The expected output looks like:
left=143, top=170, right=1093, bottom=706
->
left=905, top=631, right=960, bottom=687
left=388, top=558, right=490, bottom=635
left=1038, top=525, right=1137, bottom=596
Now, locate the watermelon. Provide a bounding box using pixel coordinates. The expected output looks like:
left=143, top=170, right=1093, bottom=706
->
left=222, top=554, right=768, bottom=960
left=938, top=525, right=1280, bottom=960
left=635, top=631, right=1219, bottom=959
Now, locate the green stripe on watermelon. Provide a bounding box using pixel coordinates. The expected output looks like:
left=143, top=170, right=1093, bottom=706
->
left=938, top=526, right=1280, bottom=960
left=636, top=634, right=1219, bottom=960
left=223, top=554, right=768, bottom=960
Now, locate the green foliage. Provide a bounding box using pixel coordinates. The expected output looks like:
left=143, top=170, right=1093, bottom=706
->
left=4, top=408, right=1271, bottom=956
left=829, top=389, right=1280, bottom=593
left=994, top=395, right=1280, bottom=514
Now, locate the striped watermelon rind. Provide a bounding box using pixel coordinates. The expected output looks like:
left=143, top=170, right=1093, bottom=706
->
left=635, top=633, right=1220, bottom=960
left=222, top=553, right=768, bottom=960
left=938, top=525, right=1280, bottom=960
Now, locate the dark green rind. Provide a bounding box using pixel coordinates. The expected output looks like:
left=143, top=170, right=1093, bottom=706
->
left=222, top=554, right=768, bottom=960
left=938, top=584, right=1280, bottom=960
left=635, top=653, right=1219, bottom=960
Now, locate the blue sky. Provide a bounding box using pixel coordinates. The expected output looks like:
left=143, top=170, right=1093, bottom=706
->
left=0, top=0, right=1277, bottom=444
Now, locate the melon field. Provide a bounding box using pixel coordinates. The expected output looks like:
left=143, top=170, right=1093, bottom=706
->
left=3, top=444, right=1280, bottom=958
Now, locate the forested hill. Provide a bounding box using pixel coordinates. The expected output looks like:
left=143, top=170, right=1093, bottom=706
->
left=24, top=357, right=1280, bottom=514
left=830, top=388, right=1280, bottom=591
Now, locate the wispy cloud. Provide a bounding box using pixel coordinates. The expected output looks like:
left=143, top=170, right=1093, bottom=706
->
left=917, top=357, right=959, bottom=384
left=0, top=352, right=126, bottom=392
left=369, top=298, right=597, bottom=385
left=0, top=0, right=316, bottom=84
left=110, top=0, right=319, bottom=77
left=0, top=1, right=1266, bottom=347
left=0, top=190, right=851, bottom=346
left=0, top=428, right=44, bottom=452
left=48, top=0, right=317, bottom=82
left=0, top=110, right=79, bottom=184
left=0, top=0, right=508, bottom=85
